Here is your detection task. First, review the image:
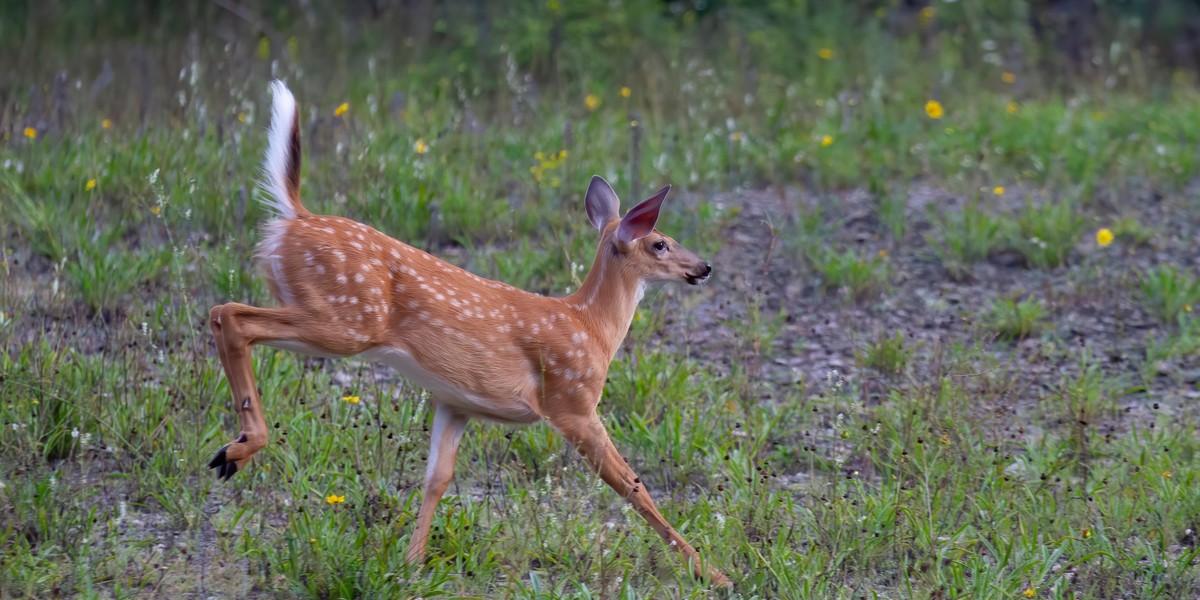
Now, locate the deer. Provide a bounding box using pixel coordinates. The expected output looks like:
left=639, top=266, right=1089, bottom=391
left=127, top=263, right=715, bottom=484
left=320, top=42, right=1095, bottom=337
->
left=207, top=81, right=730, bottom=587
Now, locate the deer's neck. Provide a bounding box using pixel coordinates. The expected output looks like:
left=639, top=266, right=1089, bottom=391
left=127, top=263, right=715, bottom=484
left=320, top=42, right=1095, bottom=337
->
left=565, top=245, right=644, bottom=361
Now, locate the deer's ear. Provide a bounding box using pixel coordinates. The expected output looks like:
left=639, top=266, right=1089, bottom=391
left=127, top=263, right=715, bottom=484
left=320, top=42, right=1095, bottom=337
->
left=585, top=176, right=620, bottom=231
left=616, top=185, right=670, bottom=244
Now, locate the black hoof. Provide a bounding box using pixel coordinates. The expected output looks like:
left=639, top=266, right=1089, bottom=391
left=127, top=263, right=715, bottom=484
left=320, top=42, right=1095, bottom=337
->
left=208, top=445, right=239, bottom=481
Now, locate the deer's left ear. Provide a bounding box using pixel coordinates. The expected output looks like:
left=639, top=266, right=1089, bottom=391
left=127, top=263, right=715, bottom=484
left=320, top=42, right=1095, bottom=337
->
left=616, top=185, right=670, bottom=244
left=585, top=176, right=620, bottom=231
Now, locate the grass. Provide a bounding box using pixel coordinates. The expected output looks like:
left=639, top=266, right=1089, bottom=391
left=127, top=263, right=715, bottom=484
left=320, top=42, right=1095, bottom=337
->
left=4, top=1, right=1200, bottom=598
left=927, top=201, right=1006, bottom=280
left=857, top=331, right=913, bottom=377
left=1140, top=265, right=1200, bottom=324
left=984, top=295, right=1048, bottom=342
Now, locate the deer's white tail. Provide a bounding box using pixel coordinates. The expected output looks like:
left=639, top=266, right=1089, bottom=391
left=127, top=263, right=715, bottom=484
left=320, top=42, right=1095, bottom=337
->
left=259, top=80, right=307, bottom=219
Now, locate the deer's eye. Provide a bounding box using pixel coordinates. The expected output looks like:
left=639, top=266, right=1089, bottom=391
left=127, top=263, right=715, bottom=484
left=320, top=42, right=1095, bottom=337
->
left=652, top=240, right=668, bottom=252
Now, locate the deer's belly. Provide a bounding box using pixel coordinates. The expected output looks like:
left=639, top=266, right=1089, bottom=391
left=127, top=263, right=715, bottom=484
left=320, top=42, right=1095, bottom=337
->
left=359, top=346, right=540, bottom=424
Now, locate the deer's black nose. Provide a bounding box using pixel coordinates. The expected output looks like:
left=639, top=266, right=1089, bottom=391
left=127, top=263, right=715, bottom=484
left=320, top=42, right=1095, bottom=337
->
left=702, top=263, right=712, bottom=276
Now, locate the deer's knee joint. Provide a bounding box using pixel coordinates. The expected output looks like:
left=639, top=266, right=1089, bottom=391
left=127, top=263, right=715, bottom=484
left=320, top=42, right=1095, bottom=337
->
left=209, top=305, right=226, bottom=330
left=243, top=430, right=268, bottom=450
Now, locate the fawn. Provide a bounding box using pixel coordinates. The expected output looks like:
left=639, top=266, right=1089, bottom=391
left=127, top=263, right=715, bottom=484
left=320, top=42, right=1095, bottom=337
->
left=208, top=81, right=729, bottom=587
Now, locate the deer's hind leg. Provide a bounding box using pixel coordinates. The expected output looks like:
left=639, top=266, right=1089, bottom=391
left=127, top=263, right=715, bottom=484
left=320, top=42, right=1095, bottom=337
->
left=405, top=401, right=469, bottom=564
left=207, top=302, right=369, bottom=480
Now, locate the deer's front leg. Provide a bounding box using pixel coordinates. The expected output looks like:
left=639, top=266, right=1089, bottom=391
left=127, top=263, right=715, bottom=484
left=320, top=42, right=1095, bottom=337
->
left=554, top=412, right=732, bottom=588
left=406, top=402, right=469, bottom=564
left=208, top=303, right=272, bottom=480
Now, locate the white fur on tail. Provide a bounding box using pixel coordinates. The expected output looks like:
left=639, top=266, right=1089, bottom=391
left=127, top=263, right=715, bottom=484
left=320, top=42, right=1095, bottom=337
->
left=260, top=80, right=298, bottom=219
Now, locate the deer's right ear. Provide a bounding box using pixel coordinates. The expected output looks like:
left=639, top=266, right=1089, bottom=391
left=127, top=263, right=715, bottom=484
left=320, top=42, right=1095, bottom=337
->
left=585, top=175, right=620, bottom=231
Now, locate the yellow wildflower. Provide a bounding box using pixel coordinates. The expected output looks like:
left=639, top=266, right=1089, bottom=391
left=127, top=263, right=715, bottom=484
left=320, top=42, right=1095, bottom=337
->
left=1185, top=305, right=1193, bottom=313
left=919, top=6, right=935, bottom=25
left=1081, top=527, right=1092, bottom=539
left=1164, top=470, right=1172, bottom=479
left=993, top=186, right=1005, bottom=196
left=86, top=179, right=96, bottom=191
left=237, top=113, right=247, bottom=124
left=1007, top=102, right=1019, bottom=115
left=334, top=102, right=350, bottom=117
left=925, top=100, right=944, bottom=120
left=1002, top=72, right=1016, bottom=84
left=584, top=94, right=601, bottom=111
left=1095, top=228, right=1114, bottom=248
left=619, top=86, right=631, bottom=99
left=1023, top=588, right=1035, bottom=598
left=413, top=139, right=428, bottom=154
left=150, top=205, right=161, bottom=216
left=101, top=118, right=112, bottom=129
left=730, top=131, right=743, bottom=142
left=23, top=127, right=36, bottom=139
left=326, top=494, right=346, bottom=504
left=32, top=399, right=39, bottom=406
left=820, top=135, right=833, bottom=147
left=342, top=395, right=360, bottom=404
left=818, top=48, right=835, bottom=60
left=557, top=150, right=568, bottom=160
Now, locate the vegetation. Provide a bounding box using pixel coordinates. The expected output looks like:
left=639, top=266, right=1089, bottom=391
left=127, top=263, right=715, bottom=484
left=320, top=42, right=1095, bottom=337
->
left=3, top=1, right=1200, bottom=598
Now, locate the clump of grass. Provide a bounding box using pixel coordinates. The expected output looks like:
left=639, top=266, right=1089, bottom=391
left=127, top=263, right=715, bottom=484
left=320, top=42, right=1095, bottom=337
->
left=984, top=295, right=1048, bottom=341
left=810, top=248, right=890, bottom=302
left=1011, top=200, right=1084, bottom=269
left=869, top=173, right=907, bottom=241
left=1139, top=265, right=1199, bottom=323
left=857, top=331, right=913, bottom=376
left=67, top=230, right=168, bottom=313
left=1109, top=216, right=1156, bottom=248
left=927, top=203, right=1006, bottom=280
